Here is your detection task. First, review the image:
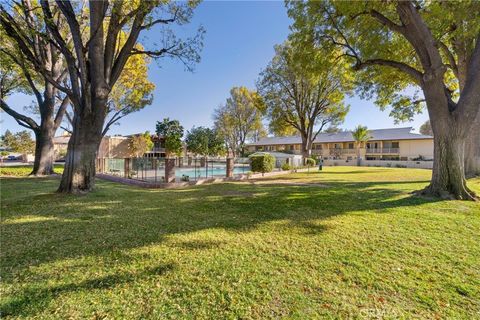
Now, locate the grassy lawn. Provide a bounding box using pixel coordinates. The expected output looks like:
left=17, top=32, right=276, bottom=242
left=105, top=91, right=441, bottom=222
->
left=1, top=167, right=479, bottom=319
left=0, top=165, right=64, bottom=177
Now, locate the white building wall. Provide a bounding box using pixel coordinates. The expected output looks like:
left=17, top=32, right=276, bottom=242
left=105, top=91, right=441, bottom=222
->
left=399, top=140, right=434, bottom=160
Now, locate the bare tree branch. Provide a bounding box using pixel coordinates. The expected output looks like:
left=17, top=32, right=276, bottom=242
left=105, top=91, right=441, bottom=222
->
left=0, top=98, right=39, bottom=130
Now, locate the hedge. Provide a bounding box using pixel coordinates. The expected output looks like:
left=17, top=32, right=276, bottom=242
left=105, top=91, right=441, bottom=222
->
left=305, top=158, right=316, bottom=166
left=249, top=153, right=275, bottom=174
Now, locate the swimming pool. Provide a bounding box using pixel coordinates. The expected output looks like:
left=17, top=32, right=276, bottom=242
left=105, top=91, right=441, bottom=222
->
left=175, top=166, right=249, bottom=179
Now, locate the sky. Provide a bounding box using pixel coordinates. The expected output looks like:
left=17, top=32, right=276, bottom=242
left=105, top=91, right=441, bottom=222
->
left=1, top=0, right=429, bottom=137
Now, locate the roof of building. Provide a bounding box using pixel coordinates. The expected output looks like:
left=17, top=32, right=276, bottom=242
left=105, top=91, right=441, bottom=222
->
left=247, top=127, right=433, bottom=146
left=249, top=151, right=303, bottom=159
left=53, top=136, right=70, bottom=144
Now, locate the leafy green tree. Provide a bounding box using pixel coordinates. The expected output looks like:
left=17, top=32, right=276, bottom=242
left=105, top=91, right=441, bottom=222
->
left=1, top=1, right=204, bottom=193
left=156, top=118, right=184, bottom=157
left=185, top=126, right=225, bottom=157
left=1, top=130, right=35, bottom=160
left=287, top=0, right=480, bottom=199
left=213, top=87, right=266, bottom=157
left=352, top=125, right=371, bottom=166
left=419, top=120, right=433, bottom=137
left=257, top=42, right=350, bottom=160
left=268, top=113, right=298, bottom=137
left=1, top=14, right=68, bottom=175
left=129, top=132, right=154, bottom=158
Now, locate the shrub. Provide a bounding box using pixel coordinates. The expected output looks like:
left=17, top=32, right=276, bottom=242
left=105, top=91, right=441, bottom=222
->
left=305, top=158, right=316, bottom=167
left=281, top=163, right=291, bottom=171
left=395, top=164, right=407, bottom=168
left=249, top=153, right=275, bottom=174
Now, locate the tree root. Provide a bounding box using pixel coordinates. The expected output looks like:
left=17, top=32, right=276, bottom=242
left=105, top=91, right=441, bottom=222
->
left=412, top=185, right=478, bottom=201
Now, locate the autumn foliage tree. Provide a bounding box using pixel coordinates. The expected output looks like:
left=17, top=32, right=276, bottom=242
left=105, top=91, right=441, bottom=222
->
left=129, top=132, right=154, bottom=158
left=288, top=0, right=480, bottom=199
left=1, top=1, right=203, bottom=193
left=213, top=87, right=266, bottom=157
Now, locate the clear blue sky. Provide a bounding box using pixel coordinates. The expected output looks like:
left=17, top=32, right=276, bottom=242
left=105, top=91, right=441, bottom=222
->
left=1, top=1, right=429, bottom=136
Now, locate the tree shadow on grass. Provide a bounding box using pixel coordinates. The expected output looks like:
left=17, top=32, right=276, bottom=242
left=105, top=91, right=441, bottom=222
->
left=0, top=262, right=175, bottom=318
left=0, top=176, right=444, bottom=316
left=1, top=177, right=440, bottom=272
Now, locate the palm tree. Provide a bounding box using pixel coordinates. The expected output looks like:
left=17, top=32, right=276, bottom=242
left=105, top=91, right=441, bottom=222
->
left=352, top=125, right=371, bottom=166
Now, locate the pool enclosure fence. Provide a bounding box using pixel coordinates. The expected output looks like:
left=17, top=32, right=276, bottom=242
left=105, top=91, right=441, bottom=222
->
left=96, top=156, right=250, bottom=183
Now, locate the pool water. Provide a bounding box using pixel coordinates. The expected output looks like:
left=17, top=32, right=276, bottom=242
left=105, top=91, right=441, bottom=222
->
left=175, top=166, right=249, bottom=179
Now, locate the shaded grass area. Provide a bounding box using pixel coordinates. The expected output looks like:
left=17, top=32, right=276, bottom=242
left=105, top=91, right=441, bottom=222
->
left=0, top=165, right=64, bottom=177
left=1, top=167, right=479, bottom=319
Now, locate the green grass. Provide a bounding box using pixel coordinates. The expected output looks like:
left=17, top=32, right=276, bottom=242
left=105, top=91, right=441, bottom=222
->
left=0, top=165, right=64, bottom=177
left=1, top=167, right=479, bottom=319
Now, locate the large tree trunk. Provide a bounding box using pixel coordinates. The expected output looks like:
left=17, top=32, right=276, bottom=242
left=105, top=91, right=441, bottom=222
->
left=31, top=125, right=55, bottom=175
left=58, top=125, right=103, bottom=193
left=465, top=114, right=480, bottom=178
left=301, top=135, right=312, bottom=164
left=423, top=117, right=476, bottom=200
left=57, top=99, right=106, bottom=193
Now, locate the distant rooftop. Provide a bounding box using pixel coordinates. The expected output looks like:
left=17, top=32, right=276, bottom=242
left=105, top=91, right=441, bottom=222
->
left=247, top=127, right=433, bottom=146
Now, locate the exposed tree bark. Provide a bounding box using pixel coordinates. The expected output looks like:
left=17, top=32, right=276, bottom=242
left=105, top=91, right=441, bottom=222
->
left=397, top=2, right=479, bottom=199
left=326, top=1, right=480, bottom=199
left=58, top=110, right=105, bottom=192
left=32, top=124, right=55, bottom=175
left=0, top=90, right=67, bottom=176
left=465, top=114, right=480, bottom=178
left=0, top=2, right=68, bottom=176
left=2, top=0, right=200, bottom=193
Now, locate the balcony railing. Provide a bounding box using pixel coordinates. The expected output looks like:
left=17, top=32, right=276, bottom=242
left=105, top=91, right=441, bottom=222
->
left=340, top=148, right=356, bottom=154
left=366, top=148, right=399, bottom=154
left=328, top=148, right=356, bottom=155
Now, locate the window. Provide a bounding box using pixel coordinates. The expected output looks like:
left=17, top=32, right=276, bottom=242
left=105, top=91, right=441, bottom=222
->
left=290, top=145, right=294, bottom=151
left=348, top=143, right=354, bottom=149
left=392, top=142, right=399, bottom=148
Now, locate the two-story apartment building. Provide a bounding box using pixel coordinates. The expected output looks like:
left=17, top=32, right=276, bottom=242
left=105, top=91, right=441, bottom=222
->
left=246, top=127, right=433, bottom=161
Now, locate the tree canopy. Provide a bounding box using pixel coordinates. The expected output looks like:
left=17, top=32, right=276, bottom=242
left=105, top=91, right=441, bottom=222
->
left=257, top=41, right=350, bottom=158
left=1, top=130, right=35, bottom=155
left=213, top=87, right=266, bottom=157
left=156, top=118, right=184, bottom=157
left=287, top=0, right=480, bottom=199
left=129, top=132, right=154, bottom=158
left=1, top=0, right=204, bottom=192
left=185, top=126, right=225, bottom=157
